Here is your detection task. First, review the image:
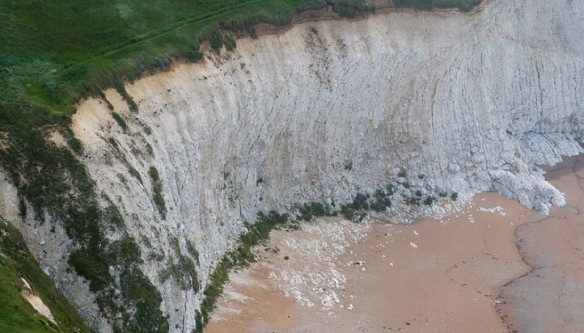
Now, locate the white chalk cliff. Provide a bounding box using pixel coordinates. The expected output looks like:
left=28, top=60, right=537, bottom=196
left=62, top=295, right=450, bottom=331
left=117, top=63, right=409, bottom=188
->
left=3, top=0, right=584, bottom=331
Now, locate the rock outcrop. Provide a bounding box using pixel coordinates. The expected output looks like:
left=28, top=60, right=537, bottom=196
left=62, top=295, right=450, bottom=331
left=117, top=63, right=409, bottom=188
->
left=2, top=0, right=584, bottom=332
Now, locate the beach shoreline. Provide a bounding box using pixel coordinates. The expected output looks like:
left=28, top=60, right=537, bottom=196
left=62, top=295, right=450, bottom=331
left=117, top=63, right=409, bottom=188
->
left=206, top=155, right=584, bottom=333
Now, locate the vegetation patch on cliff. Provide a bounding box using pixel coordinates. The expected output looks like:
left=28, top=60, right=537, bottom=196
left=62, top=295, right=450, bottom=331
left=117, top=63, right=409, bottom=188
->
left=0, top=129, right=168, bottom=333
left=149, top=166, right=167, bottom=219
left=393, top=0, right=480, bottom=11
left=0, top=217, right=91, bottom=333
left=194, top=211, right=289, bottom=332
left=160, top=237, right=201, bottom=292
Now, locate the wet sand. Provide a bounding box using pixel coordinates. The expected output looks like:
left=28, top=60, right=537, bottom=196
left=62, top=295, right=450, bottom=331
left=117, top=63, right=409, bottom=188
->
left=206, top=155, right=584, bottom=333
left=499, top=155, right=584, bottom=333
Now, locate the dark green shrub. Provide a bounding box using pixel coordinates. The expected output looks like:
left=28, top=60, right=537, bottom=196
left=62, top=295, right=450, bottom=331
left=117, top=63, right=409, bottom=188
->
left=371, top=197, right=391, bottom=212
left=209, top=31, right=224, bottom=51
left=351, top=193, right=369, bottom=210
left=186, top=240, right=200, bottom=264
left=149, top=166, right=166, bottom=219
left=406, top=197, right=421, bottom=206
left=297, top=202, right=331, bottom=221
left=434, top=0, right=480, bottom=11
left=68, top=249, right=112, bottom=292
left=344, top=160, right=353, bottom=171
left=111, top=112, right=128, bottom=131
left=386, top=184, right=395, bottom=195
left=249, top=27, right=258, bottom=39
left=184, top=50, right=203, bottom=62
left=340, top=205, right=355, bottom=220
left=225, top=36, right=236, bottom=51
left=108, top=237, right=142, bottom=265
left=393, top=0, right=479, bottom=11
left=113, top=81, right=138, bottom=112
left=329, top=0, right=374, bottom=18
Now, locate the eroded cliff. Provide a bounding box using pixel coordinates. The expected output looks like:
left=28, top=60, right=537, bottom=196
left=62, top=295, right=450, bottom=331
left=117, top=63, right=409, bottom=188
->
left=2, top=0, right=584, bottom=332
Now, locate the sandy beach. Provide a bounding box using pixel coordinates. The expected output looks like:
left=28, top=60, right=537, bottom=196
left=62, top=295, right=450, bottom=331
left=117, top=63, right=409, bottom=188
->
left=206, top=155, right=584, bottom=333
left=499, top=155, right=584, bottom=333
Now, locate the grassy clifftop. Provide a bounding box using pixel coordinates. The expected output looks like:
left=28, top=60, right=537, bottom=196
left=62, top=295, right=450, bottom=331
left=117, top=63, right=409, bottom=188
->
left=0, top=0, right=482, bottom=129
left=0, top=0, right=373, bottom=128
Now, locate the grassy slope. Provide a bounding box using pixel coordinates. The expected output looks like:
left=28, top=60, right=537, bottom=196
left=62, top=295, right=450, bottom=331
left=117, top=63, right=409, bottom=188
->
left=0, top=0, right=479, bottom=128
left=0, top=218, right=92, bottom=333
left=0, top=0, right=374, bottom=128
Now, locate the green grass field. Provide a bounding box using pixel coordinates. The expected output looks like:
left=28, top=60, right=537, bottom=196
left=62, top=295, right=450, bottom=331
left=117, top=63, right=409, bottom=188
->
left=0, top=0, right=374, bottom=128
left=0, top=0, right=480, bottom=129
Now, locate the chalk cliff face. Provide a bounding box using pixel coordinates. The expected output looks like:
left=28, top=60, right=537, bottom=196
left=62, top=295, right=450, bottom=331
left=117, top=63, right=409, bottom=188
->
left=2, top=0, right=584, bottom=332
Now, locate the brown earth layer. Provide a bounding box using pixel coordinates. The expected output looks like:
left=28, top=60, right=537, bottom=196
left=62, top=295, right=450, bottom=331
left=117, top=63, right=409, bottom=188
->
left=253, top=0, right=488, bottom=38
